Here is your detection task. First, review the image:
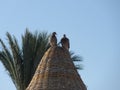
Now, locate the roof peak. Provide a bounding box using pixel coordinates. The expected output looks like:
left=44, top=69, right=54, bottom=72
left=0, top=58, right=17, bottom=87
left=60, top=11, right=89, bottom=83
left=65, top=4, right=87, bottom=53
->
left=26, top=46, right=87, bottom=90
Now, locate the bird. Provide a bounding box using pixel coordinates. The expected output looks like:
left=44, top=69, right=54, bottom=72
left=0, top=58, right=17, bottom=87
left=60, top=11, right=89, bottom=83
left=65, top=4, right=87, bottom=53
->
left=60, top=34, right=70, bottom=50
left=49, top=32, right=57, bottom=47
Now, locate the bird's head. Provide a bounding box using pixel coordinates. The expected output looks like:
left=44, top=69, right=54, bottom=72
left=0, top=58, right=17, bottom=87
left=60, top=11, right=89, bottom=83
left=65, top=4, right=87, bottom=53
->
left=63, top=34, right=66, bottom=37
left=52, top=32, right=57, bottom=35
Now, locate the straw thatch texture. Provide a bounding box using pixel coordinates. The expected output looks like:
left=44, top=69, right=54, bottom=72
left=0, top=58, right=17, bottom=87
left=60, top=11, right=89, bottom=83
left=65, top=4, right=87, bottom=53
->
left=26, top=46, right=87, bottom=90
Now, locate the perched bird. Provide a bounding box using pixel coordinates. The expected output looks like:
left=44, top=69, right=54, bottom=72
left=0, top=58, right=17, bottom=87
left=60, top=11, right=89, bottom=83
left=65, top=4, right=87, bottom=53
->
left=61, top=34, right=70, bottom=50
left=49, top=32, right=57, bottom=47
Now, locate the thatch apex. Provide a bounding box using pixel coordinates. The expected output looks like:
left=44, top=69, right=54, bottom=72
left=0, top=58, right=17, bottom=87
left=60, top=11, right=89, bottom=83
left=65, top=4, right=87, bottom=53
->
left=26, top=46, right=87, bottom=90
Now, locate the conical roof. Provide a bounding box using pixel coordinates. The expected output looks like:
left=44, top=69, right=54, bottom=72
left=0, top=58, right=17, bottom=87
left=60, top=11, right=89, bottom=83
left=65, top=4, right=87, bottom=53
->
left=26, top=46, right=87, bottom=90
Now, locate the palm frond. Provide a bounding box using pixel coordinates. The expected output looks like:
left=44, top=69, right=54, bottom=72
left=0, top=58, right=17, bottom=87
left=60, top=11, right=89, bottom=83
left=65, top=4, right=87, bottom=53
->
left=0, top=39, right=17, bottom=87
left=22, top=29, right=50, bottom=87
left=70, top=51, right=83, bottom=70
left=6, top=32, right=24, bottom=89
left=22, top=30, right=34, bottom=87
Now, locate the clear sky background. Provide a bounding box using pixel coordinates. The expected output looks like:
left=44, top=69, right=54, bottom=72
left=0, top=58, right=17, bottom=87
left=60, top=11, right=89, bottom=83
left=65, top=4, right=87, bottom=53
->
left=0, top=0, right=120, bottom=90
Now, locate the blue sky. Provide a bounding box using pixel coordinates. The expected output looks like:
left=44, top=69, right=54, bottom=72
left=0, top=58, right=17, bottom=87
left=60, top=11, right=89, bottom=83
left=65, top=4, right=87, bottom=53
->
left=0, top=0, right=120, bottom=90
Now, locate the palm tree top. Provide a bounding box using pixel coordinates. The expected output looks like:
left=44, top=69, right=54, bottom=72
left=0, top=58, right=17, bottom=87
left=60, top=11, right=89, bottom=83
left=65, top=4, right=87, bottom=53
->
left=0, top=30, right=83, bottom=90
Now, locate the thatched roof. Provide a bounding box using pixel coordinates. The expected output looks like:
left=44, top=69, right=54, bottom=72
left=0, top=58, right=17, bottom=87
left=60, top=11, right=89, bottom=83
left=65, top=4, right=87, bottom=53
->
left=26, top=46, right=87, bottom=90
